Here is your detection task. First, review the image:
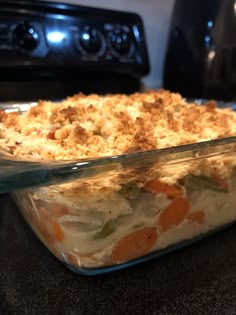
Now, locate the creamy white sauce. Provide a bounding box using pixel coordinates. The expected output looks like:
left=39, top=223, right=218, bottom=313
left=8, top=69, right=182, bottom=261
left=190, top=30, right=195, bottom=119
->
left=53, top=186, right=236, bottom=268
left=21, top=182, right=236, bottom=269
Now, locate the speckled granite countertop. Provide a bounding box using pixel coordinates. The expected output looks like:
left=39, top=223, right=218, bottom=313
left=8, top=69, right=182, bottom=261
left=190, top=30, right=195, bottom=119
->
left=1, top=194, right=236, bottom=315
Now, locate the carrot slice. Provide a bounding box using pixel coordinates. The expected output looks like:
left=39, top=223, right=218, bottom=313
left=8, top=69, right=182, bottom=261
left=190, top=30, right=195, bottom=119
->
left=188, top=210, right=205, bottom=224
left=112, top=227, right=158, bottom=263
left=159, top=198, right=190, bottom=231
left=36, top=207, right=64, bottom=244
left=144, top=180, right=183, bottom=198
left=212, top=175, right=229, bottom=191
left=64, top=253, right=79, bottom=267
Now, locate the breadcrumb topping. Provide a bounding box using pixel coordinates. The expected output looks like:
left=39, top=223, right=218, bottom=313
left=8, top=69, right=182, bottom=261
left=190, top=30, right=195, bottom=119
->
left=0, top=89, right=236, bottom=161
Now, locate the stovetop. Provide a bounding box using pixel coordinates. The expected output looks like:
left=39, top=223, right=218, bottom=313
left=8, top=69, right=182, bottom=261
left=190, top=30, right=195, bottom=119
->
left=0, top=1, right=150, bottom=100
left=0, top=0, right=149, bottom=77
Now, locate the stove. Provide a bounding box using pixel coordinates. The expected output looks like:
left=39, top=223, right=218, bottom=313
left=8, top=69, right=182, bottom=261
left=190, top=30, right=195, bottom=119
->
left=0, top=0, right=149, bottom=101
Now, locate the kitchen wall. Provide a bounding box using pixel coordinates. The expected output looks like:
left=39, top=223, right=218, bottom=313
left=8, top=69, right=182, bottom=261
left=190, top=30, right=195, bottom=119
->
left=43, top=0, right=175, bottom=89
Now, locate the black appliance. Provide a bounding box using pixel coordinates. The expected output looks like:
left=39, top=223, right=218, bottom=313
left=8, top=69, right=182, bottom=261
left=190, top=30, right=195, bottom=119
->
left=0, top=0, right=149, bottom=101
left=163, top=0, right=236, bottom=101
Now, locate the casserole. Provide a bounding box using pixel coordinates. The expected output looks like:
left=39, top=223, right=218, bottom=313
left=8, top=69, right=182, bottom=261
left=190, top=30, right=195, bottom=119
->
left=0, top=90, right=236, bottom=275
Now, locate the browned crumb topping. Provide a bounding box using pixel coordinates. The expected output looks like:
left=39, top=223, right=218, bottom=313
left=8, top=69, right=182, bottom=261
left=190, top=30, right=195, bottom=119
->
left=0, top=89, right=236, bottom=161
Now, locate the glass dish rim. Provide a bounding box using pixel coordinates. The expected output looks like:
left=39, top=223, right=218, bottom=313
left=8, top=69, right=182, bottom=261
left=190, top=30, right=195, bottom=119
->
left=1, top=100, right=236, bottom=192
left=0, top=135, right=236, bottom=193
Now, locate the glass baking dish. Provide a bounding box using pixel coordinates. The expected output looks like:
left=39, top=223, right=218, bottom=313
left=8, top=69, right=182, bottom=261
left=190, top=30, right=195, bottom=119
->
left=1, top=101, right=236, bottom=275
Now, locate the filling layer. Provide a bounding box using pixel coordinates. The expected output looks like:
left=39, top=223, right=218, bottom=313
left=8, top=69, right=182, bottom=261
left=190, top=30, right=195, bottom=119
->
left=14, top=169, right=236, bottom=269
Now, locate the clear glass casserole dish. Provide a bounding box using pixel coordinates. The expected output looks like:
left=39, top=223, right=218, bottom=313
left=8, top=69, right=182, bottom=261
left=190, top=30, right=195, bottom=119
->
left=1, top=100, right=236, bottom=275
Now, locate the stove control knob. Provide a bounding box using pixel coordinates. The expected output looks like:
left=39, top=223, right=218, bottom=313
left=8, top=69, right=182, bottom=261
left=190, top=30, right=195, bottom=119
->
left=79, top=27, right=103, bottom=54
left=109, top=30, right=132, bottom=56
left=13, top=23, right=39, bottom=51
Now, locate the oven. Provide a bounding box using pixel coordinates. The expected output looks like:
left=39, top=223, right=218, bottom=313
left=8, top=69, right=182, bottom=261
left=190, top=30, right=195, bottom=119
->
left=0, top=0, right=149, bottom=102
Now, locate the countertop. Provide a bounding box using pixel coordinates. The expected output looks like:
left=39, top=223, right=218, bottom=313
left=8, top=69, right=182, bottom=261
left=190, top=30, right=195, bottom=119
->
left=1, top=194, right=236, bottom=315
